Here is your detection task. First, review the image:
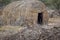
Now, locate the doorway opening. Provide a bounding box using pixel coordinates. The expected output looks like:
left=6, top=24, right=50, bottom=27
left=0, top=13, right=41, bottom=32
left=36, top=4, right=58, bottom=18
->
left=37, top=12, right=43, bottom=24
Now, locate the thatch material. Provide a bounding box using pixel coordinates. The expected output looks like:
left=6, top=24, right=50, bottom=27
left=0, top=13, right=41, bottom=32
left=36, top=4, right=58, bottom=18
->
left=2, top=0, right=49, bottom=26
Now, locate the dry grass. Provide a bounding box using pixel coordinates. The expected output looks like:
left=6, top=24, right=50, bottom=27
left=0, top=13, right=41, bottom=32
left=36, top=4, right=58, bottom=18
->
left=0, top=26, right=24, bottom=32
left=0, top=26, right=26, bottom=37
left=48, top=17, right=60, bottom=26
left=48, top=17, right=60, bottom=23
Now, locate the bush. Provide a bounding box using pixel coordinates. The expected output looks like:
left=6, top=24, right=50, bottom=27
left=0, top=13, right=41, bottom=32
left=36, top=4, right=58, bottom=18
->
left=1, top=0, right=11, bottom=5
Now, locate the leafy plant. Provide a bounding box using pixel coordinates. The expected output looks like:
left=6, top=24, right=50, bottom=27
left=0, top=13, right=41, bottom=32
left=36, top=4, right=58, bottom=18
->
left=40, top=0, right=60, bottom=10
left=1, top=0, right=11, bottom=5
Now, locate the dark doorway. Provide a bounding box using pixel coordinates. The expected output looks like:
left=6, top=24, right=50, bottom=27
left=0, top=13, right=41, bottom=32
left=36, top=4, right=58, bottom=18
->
left=37, top=12, right=43, bottom=24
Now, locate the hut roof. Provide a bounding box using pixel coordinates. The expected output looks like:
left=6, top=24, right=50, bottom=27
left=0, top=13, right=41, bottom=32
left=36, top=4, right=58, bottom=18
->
left=2, top=0, right=47, bottom=25
left=3, top=0, right=46, bottom=14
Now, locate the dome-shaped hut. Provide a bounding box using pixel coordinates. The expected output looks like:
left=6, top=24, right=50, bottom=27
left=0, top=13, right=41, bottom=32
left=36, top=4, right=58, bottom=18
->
left=2, top=0, right=49, bottom=26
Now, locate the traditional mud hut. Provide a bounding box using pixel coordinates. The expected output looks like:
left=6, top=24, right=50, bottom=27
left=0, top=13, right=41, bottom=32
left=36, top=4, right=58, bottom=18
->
left=2, top=0, right=49, bottom=26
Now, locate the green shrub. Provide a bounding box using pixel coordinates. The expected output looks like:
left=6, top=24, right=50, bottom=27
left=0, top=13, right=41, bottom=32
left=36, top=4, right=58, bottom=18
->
left=1, top=0, right=11, bottom=5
